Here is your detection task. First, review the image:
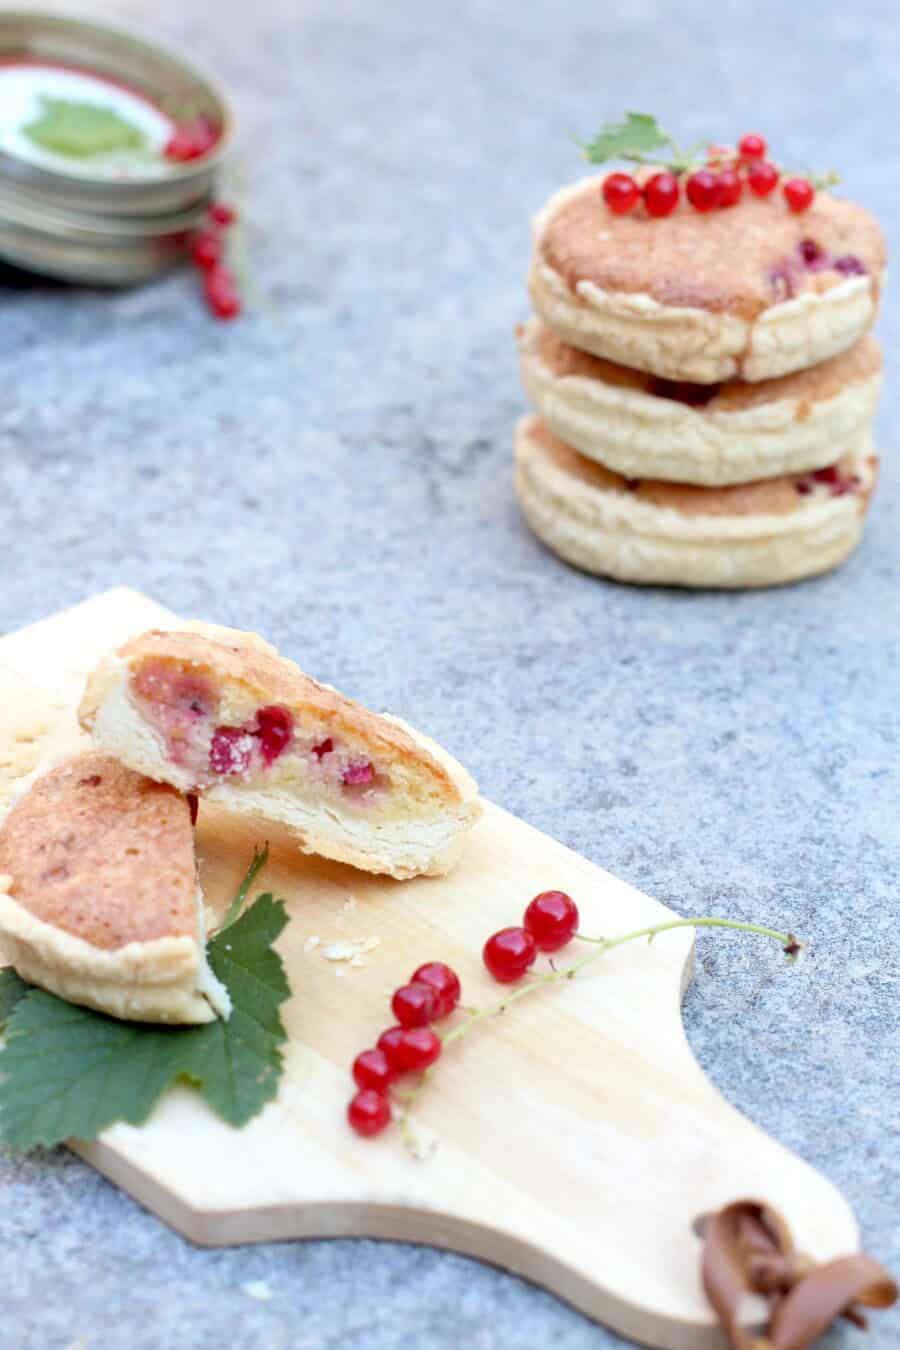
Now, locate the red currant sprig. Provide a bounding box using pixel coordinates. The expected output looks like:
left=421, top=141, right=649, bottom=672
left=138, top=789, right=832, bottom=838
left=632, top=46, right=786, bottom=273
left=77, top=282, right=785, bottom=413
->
left=346, top=893, right=799, bottom=1149
left=592, top=124, right=836, bottom=219
left=189, top=201, right=243, bottom=321
left=346, top=960, right=461, bottom=1136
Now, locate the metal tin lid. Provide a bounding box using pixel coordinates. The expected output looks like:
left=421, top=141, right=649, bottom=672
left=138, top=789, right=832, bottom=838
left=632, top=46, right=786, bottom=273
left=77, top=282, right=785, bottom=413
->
left=0, top=10, right=235, bottom=283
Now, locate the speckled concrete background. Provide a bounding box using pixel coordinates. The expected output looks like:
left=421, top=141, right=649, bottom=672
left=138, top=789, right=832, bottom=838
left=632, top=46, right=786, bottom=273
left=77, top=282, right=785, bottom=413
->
left=1, top=0, right=898, bottom=1346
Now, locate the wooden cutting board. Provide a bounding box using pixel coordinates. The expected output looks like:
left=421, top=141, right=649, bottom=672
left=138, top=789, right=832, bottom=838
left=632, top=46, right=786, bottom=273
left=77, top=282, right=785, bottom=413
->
left=0, top=588, right=857, bottom=1350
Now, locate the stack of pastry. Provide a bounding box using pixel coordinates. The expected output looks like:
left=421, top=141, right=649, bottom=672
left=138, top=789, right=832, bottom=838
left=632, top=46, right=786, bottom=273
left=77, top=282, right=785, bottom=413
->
left=515, top=152, right=887, bottom=588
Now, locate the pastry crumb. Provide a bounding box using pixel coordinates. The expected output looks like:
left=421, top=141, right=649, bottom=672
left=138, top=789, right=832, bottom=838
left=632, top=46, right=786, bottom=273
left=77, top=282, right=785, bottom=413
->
left=241, top=1280, right=273, bottom=1301
left=323, top=941, right=356, bottom=961
left=303, top=935, right=321, bottom=953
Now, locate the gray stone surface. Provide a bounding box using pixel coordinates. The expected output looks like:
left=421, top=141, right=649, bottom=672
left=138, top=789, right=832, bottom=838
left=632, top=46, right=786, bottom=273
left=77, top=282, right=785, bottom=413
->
left=1, top=0, right=899, bottom=1345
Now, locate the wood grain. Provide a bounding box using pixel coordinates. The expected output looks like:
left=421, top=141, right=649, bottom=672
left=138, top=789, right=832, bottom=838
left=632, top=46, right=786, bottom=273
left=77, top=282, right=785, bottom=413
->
left=0, top=589, right=857, bottom=1350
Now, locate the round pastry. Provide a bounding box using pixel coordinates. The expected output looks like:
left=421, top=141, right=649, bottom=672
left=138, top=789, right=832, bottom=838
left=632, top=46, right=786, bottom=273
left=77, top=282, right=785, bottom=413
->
left=78, top=625, right=482, bottom=881
left=518, top=318, right=883, bottom=486
left=528, top=175, right=887, bottom=383
left=514, top=416, right=877, bottom=589
left=0, top=751, right=229, bottom=1024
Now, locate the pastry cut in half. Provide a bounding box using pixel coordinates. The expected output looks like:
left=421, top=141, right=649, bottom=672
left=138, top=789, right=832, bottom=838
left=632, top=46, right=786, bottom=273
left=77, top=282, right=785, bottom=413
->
left=515, top=416, right=877, bottom=589
left=0, top=751, right=228, bottom=1024
left=518, top=318, right=883, bottom=487
left=79, top=626, right=482, bottom=880
left=528, top=175, right=887, bottom=383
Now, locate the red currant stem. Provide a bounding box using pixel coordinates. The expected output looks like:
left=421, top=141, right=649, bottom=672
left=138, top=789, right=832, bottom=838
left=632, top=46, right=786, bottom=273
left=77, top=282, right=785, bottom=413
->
left=216, top=844, right=269, bottom=931
left=396, top=916, right=797, bottom=1152
left=785, top=168, right=840, bottom=190
left=573, top=917, right=794, bottom=949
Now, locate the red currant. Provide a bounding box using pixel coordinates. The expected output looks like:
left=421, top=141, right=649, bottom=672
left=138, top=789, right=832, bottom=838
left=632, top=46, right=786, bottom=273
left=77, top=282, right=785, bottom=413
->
left=255, top=705, right=293, bottom=764
left=352, top=1048, right=395, bottom=1093
left=394, top=1028, right=442, bottom=1072
left=410, top=962, right=460, bottom=1018
left=208, top=202, right=236, bottom=227
left=164, top=116, right=217, bottom=163
left=391, top=981, right=437, bottom=1028
left=738, top=133, right=767, bottom=161
left=190, top=230, right=221, bottom=270
left=716, top=168, right=743, bottom=208
left=347, top=1089, right=391, bottom=1136
left=747, top=161, right=779, bottom=197
left=686, top=170, right=721, bottom=212
left=376, top=1025, right=407, bottom=1071
left=164, top=127, right=200, bottom=162
left=204, top=266, right=241, bottom=320
left=523, top=891, right=579, bottom=952
left=783, top=178, right=814, bottom=213
left=643, top=172, right=679, bottom=218
left=602, top=172, right=640, bottom=214
left=483, top=927, right=537, bottom=983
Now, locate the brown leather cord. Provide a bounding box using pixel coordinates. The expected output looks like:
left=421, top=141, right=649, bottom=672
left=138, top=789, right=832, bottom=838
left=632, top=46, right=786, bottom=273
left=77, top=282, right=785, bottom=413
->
left=700, top=1200, right=897, bottom=1350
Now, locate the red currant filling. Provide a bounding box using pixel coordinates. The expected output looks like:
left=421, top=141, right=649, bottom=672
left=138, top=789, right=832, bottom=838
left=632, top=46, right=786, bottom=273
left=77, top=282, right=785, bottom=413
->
left=131, top=661, right=215, bottom=766
left=208, top=705, right=294, bottom=777
left=648, top=378, right=721, bottom=407
left=312, top=737, right=334, bottom=759
left=132, top=661, right=214, bottom=718
left=256, top=705, right=294, bottom=765
left=795, top=465, right=861, bottom=497
left=833, top=254, right=867, bottom=277
left=796, top=241, right=867, bottom=278
left=342, top=760, right=375, bottom=787
left=209, top=726, right=255, bottom=776
left=798, top=238, right=827, bottom=270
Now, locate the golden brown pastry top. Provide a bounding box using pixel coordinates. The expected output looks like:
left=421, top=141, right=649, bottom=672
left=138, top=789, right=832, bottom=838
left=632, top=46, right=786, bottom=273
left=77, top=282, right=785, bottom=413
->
left=532, top=323, right=883, bottom=412
left=537, top=179, right=887, bottom=319
left=529, top=419, right=876, bottom=518
left=0, top=752, right=196, bottom=951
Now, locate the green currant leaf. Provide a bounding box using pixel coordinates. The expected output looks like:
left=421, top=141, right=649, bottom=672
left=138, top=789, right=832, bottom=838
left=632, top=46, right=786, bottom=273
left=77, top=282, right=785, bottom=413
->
left=580, top=112, right=672, bottom=165
left=23, top=97, right=147, bottom=158
left=0, top=871, right=291, bottom=1150
left=0, top=968, right=29, bottom=1030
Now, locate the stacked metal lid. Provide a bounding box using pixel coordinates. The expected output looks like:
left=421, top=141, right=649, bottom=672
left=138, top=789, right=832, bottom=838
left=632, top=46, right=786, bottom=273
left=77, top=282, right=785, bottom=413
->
left=0, top=10, right=233, bottom=284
